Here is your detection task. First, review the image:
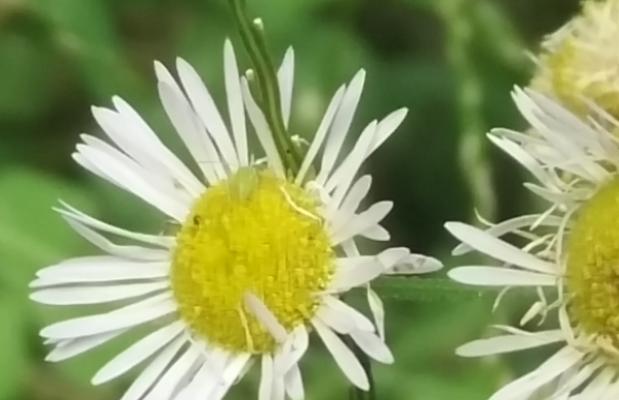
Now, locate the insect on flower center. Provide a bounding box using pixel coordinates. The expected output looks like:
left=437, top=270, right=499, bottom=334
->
left=567, top=178, right=619, bottom=344
left=171, top=168, right=334, bottom=354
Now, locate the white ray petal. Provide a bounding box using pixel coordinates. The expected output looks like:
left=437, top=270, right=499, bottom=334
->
left=317, top=70, right=365, bottom=185
left=452, top=214, right=563, bottom=256
left=76, top=144, right=188, bottom=221
left=349, top=330, right=393, bottom=364
left=367, top=287, right=385, bottom=339
left=120, top=335, right=186, bottom=400
left=488, top=346, right=583, bottom=400
left=259, top=355, right=273, bottom=400
left=143, top=343, right=202, bottom=400
left=34, top=259, right=168, bottom=287
left=55, top=201, right=174, bottom=248
left=369, top=108, right=408, bottom=154
left=46, top=330, right=126, bottom=362
left=176, top=57, right=239, bottom=170
left=40, top=294, right=175, bottom=339
left=244, top=292, right=287, bottom=343
left=445, top=222, right=556, bottom=273
left=312, top=319, right=369, bottom=390
left=157, top=80, right=223, bottom=184
left=31, top=281, right=169, bottom=305
left=329, top=175, right=372, bottom=224
left=323, top=296, right=375, bottom=332
left=241, top=78, right=285, bottom=175
left=295, top=85, right=346, bottom=185
left=284, top=365, right=304, bottom=400
left=329, top=247, right=408, bottom=291
left=224, top=39, right=248, bottom=166
left=93, top=321, right=185, bottom=384
left=277, top=47, right=294, bottom=129
left=326, top=120, right=377, bottom=206
left=331, top=201, right=393, bottom=245
left=385, top=253, right=443, bottom=275
left=206, top=353, right=251, bottom=400
left=62, top=218, right=169, bottom=261
left=448, top=266, right=557, bottom=287
left=456, top=329, right=564, bottom=357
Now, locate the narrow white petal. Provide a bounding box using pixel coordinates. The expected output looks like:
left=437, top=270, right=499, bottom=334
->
left=329, top=175, right=372, bottom=224
left=157, top=80, right=223, bottom=184
left=31, top=281, right=169, bottom=305
left=205, top=353, right=251, bottom=400
left=277, top=47, right=294, bottom=129
left=327, top=120, right=377, bottom=206
left=385, top=253, right=443, bottom=275
left=360, top=225, right=390, bottom=241
left=456, top=329, right=564, bottom=357
left=323, top=296, right=375, bottom=332
left=331, top=201, right=393, bottom=245
left=259, top=355, right=273, bottom=400
left=62, top=218, right=169, bottom=261
left=367, top=287, right=385, bottom=339
left=56, top=201, right=174, bottom=248
left=244, top=292, right=288, bottom=343
left=488, top=346, right=583, bottom=400
left=452, top=214, right=563, bottom=256
left=369, top=108, right=407, bottom=154
left=92, top=321, right=185, bottom=384
left=76, top=144, right=188, bottom=221
left=46, top=330, right=126, bottom=362
left=241, top=78, right=285, bottom=175
left=176, top=57, right=239, bottom=169
left=40, top=294, right=175, bottom=339
left=284, top=365, right=304, bottom=400
left=330, top=247, right=408, bottom=291
left=143, top=343, right=201, bottom=400
left=295, top=85, right=346, bottom=185
left=224, top=39, right=248, bottom=166
left=312, top=319, right=369, bottom=390
left=34, top=259, right=168, bottom=287
left=445, top=222, right=556, bottom=273
left=448, top=266, right=557, bottom=287
left=349, top=330, right=394, bottom=364
left=120, top=335, right=186, bottom=400
left=317, top=70, right=365, bottom=185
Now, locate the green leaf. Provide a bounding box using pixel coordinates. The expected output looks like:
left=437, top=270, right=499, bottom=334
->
left=0, top=168, right=96, bottom=297
left=372, top=276, right=496, bottom=303
left=0, top=295, right=28, bottom=399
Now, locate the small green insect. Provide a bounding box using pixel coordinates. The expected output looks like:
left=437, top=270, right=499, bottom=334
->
left=228, top=166, right=260, bottom=201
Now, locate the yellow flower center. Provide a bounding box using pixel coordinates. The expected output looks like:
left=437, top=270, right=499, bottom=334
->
left=567, top=178, right=619, bottom=342
left=532, top=0, right=619, bottom=119
left=171, top=168, right=334, bottom=354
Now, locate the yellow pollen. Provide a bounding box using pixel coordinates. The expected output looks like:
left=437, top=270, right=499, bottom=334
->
left=171, top=168, right=334, bottom=354
left=567, top=178, right=619, bottom=343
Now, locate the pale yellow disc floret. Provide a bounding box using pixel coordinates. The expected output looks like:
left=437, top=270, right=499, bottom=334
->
left=531, top=0, right=619, bottom=118
left=171, top=168, right=334, bottom=354
left=567, top=178, right=619, bottom=344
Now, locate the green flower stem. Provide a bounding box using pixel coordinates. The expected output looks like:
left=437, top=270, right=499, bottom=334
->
left=436, top=0, right=496, bottom=220
left=229, top=0, right=302, bottom=174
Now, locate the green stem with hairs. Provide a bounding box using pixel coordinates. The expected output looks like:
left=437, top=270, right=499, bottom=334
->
left=228, top=0, right=302, bottom=174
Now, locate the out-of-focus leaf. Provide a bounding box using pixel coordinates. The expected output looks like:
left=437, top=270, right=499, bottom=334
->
left=0, top=295, right=28, bottom=399
left=0, top=168, right=95, bottom=297
left=30, top=0, right=144, bottom=98
left=373, top=276, right=496, bottom=302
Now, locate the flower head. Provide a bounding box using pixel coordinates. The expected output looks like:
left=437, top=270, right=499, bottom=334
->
left=531, top=0, right=619, bottom=119
left=447, top=88, right=619, bottom=399
left=31, top=40, right=441, bottom=399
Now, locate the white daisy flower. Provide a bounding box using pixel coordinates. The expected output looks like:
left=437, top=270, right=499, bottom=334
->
left=531, top=0, right=619, bottom=119
left=31, top=40, right=441, bottom=400
left=446, top=87, right=619, bottom=399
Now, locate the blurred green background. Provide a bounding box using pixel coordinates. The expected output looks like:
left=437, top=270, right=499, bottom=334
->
left=0, top=0, right=581, bottom=399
